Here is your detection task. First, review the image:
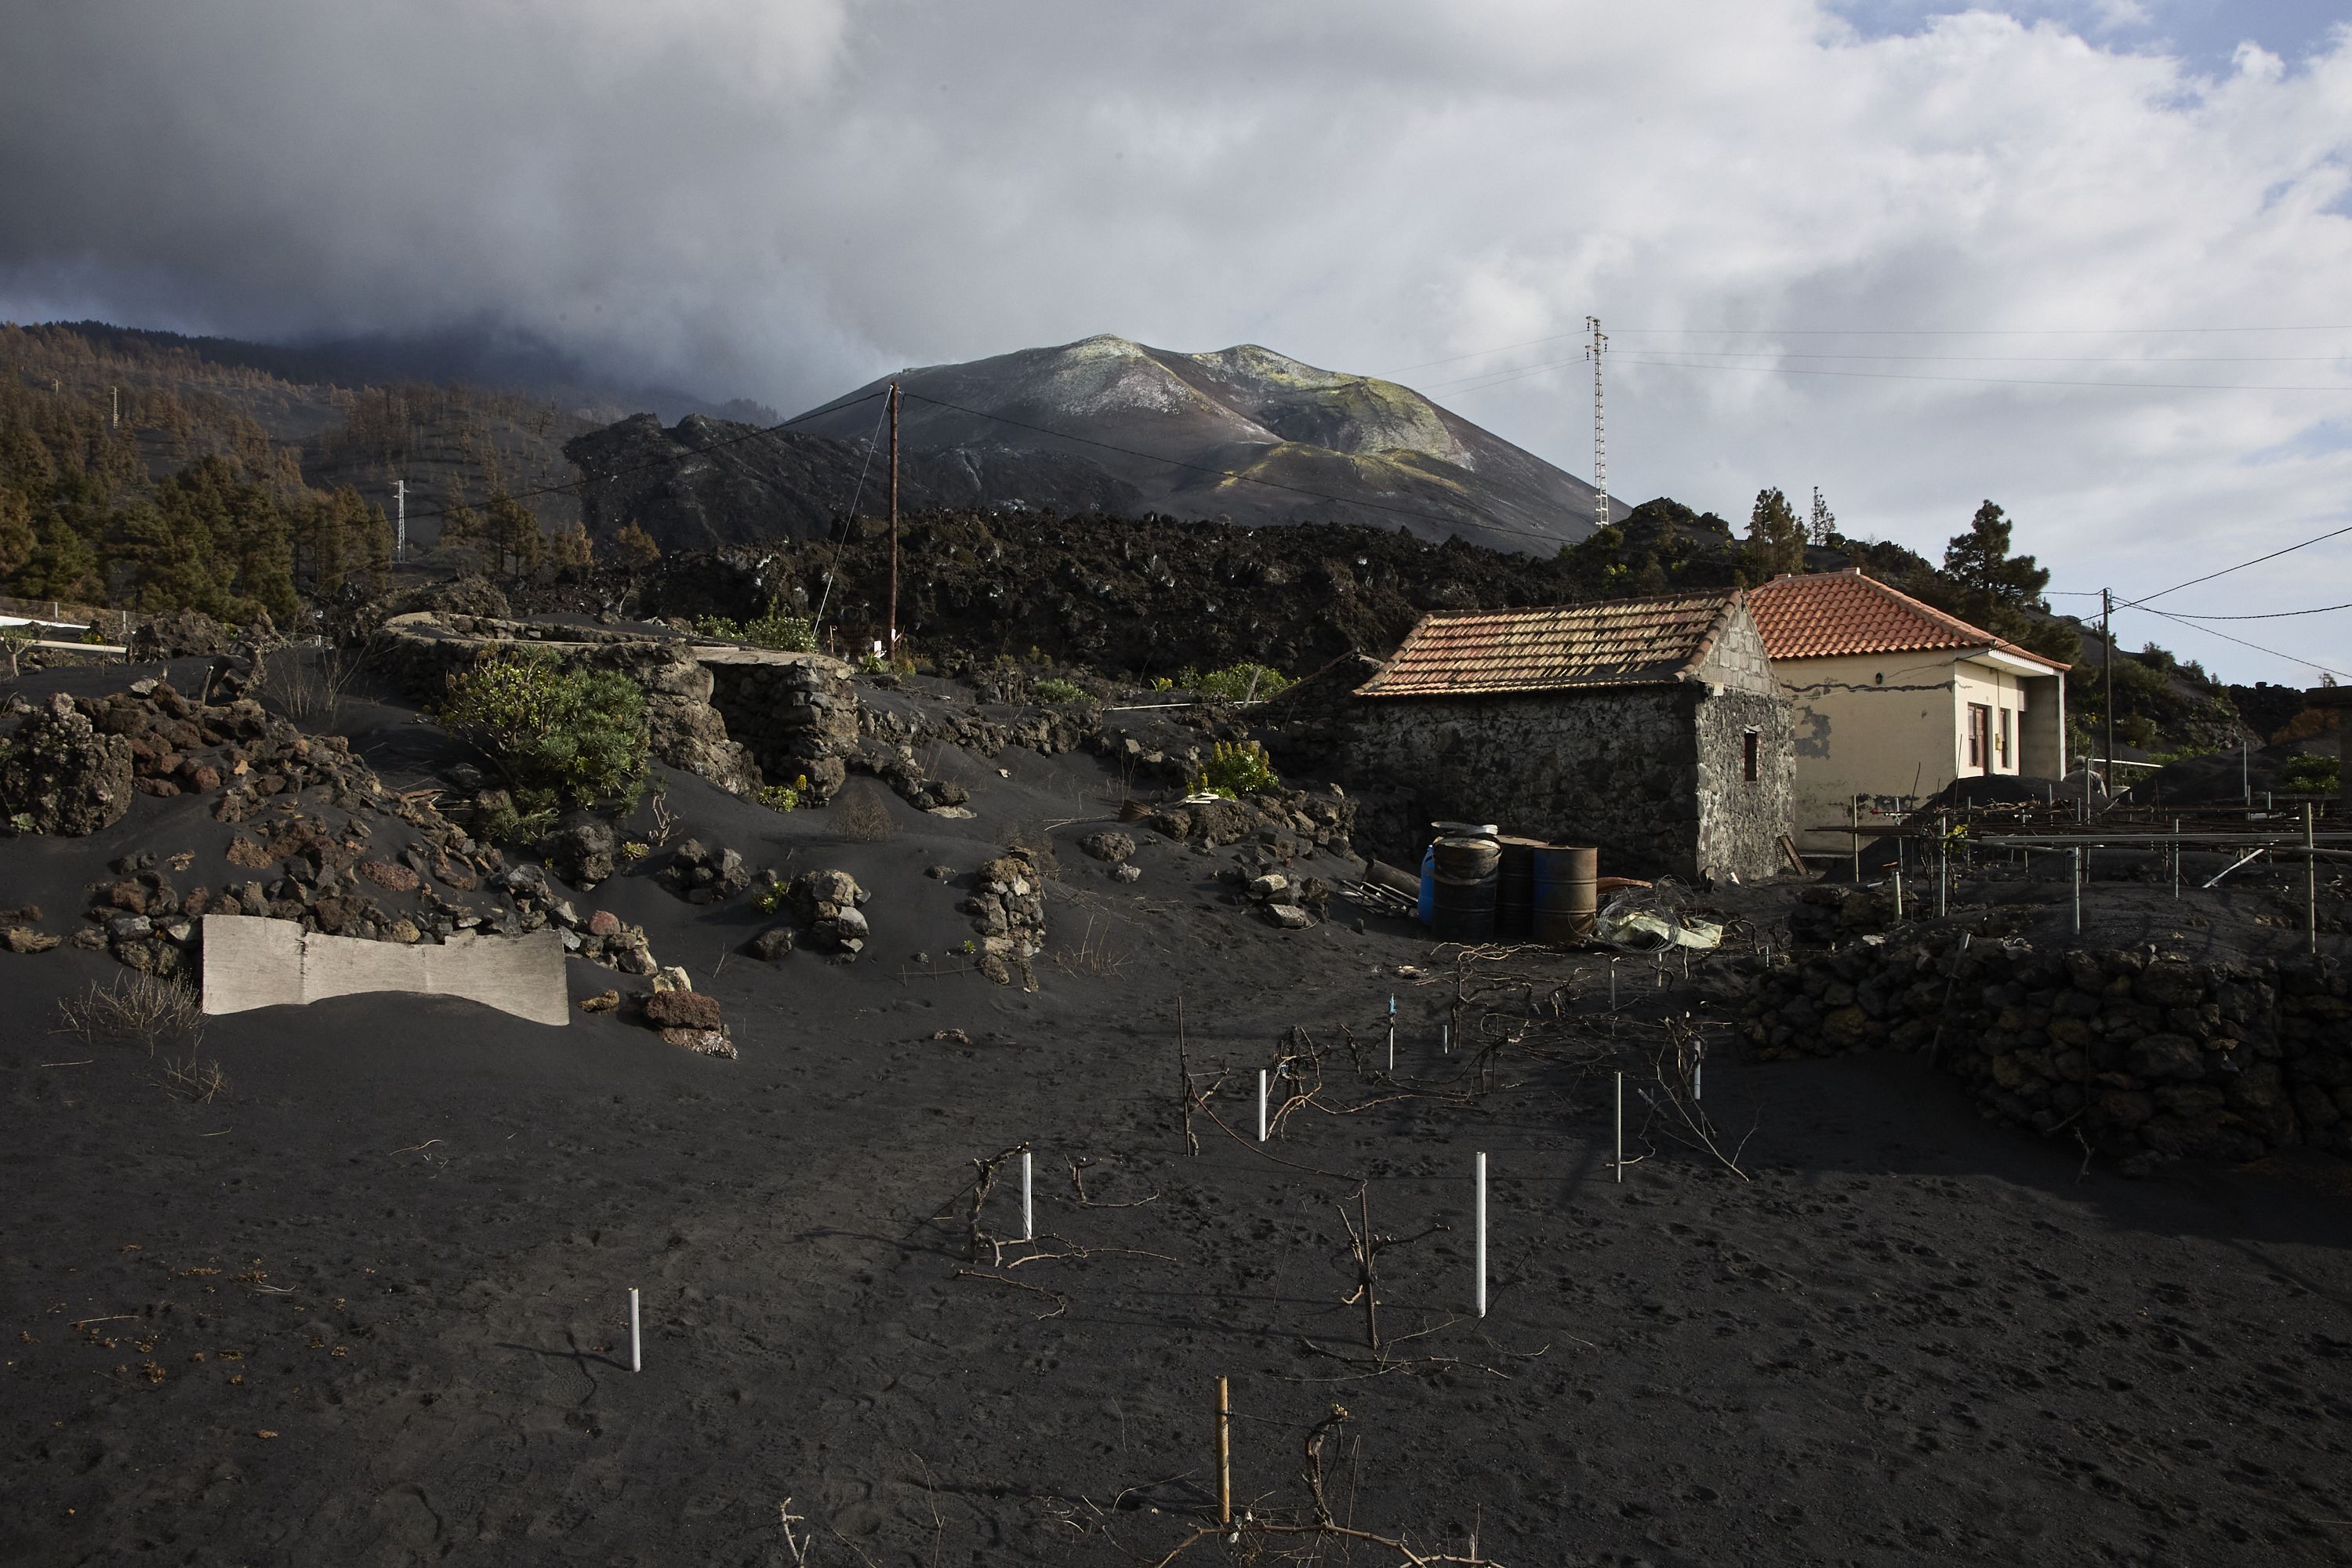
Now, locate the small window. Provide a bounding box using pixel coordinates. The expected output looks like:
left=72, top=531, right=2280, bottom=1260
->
left=1743, top=731, right=1759, bottom=782
left=1998, top=706, right=2013, bottom=768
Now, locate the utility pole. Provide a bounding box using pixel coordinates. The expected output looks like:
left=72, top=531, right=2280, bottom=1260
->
left=2102, top=587, right=2114, bottom=809
left=886, top=379, right=901, bottom=659
left=1585, top=316, right=1607, bottom=528
left=111, top=385, right=119, bottom=429
left=393, top=479, right=408, bottom=565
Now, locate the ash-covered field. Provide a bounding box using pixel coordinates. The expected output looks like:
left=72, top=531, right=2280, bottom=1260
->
left=3, top=655, right=2349, bottom=1568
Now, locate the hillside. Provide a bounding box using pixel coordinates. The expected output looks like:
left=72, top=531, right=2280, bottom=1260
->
left=771, top=334, right=1614, bottom=555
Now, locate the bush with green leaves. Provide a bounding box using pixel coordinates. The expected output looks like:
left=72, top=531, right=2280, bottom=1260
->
left=1174, top=662, right=1293, bottom=702
left=2283, top=753, right=2340, bottom=795
left=1196, top=739, right=1279, bottom=798
left=757, top=775, right=808, bottom=813
left=1033, top=677, right=1089, bottom=704
left=438, top=650, right=650, bottom=826
left=694, top=611, right=816, bottom=653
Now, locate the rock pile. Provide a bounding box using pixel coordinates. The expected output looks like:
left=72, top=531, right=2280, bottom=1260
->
left=1744, top=937, right=2352, bottom=1171
left=0, top=692, right=135, bottom=835
left=960, top=848, right=1047, bottom=986
left=658, top=838, right=751, bottom=903
left=740, top=866, right=873, bottom=960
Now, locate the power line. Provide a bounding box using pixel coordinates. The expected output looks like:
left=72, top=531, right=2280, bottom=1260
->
left=2114, top=520, right=2352, bottom=609
left=2132, top=605, right=2352, bottom=682
left=1426, top=352, right=2352, bottom=398
left=1393, top=321, right=2352, bottom=374
left=2158, top=600, right=2352, bottom=620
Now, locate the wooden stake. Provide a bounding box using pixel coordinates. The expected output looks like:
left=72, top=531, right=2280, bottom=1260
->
left=1216, top=1377, right=1232, bottom=1526
left=2307, top=802, right=2318, bottom=956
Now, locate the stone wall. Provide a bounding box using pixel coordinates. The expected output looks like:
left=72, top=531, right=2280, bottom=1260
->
left=705, top=657, right=859, bottom=803
left=371, top=613, right=859, bottom=801
left=1744, top=936, right=2351, bottom=1171
left=1342, top=683, right=1791, bottom=881
left=1693, top=687, right=1797, bottom=884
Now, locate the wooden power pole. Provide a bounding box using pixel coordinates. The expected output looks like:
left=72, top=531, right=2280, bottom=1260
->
left=2102, top=587, right=2114, bottom=805
left=886, top=379, right=901, bottom=659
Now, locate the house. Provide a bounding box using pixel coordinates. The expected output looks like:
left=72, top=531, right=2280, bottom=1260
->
left=1744, top=568, right=2070, bottom=854
left=1348, top=590, right=1794, bottom=883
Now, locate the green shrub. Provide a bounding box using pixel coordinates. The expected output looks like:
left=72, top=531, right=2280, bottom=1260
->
left=757, top=775, right=808, bottom=813
left=1196, top=739, right=1279, bottom=798
left=2284, top=753, right=2340, bottom=794
left=439, top=650, right=650, bottom=824
left=1186, top=662, right=1294, bottom=702
left=1033, top=677, right=1087, bottom=704
left=695, top=612, right=815, bottom=653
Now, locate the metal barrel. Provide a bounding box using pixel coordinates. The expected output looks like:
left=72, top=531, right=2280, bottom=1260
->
left=1494, top=836, right=1542, bottom=939
left=1532, top=845, right=1599, bottom=945
left=1430, top=835, right=1501, bottom=882
left=1430, top=873, right=1498, bottom=942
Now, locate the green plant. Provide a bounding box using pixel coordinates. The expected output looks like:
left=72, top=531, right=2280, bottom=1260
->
left=617, top=840, right=650, bottom=862
left=695, top=611, right=816, bottom=653
left=2284, top=753, right=2340, bottom=794
left=757, top=775, right=809, bottom=813
left=1149, top=676, right=1174, bottom=691
left=754, top=882, right=790, bottom=916
left=1194, top=662, right=1292, bottom=702
left=437, top=649, right=650, bottom=825
left=1033, top=677, right=1087, bottom=704
left=1195, top=739, right=1279, bottom=798
left=959, top=938, right=977, bottom=956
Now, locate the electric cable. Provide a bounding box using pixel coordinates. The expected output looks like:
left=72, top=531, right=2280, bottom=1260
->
left=811, top=390, right=896, bottom=631
left=2132, top=605, right=2352, bottom=682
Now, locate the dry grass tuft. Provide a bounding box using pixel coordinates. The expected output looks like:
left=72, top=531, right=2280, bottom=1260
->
left=260, top=644, right=356, bottom=728
left=56, top=972, right=205, bottom=1056
left=160, top=1052, right=232, bottom=1104
left=1051, top=914, right=1131, bottom=979
left=833, top=781, right=898, bottom=842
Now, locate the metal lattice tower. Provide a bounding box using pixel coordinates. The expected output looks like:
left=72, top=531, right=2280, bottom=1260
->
left=1585, top=315, right=1608, bottom=527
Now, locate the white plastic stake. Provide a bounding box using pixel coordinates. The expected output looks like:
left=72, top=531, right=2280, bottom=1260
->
left=1613, top=1071, right=1624, bottom=1183
left=2071, top=848, right=2082, bottom=935
left=628, top=1287, right=642, bottom=1374
left=1693, top=1043, right=1704, bottom=1102
left=1257, top=1069, right=1268, bottom=1143
left=1442, top=1022, right=1450, bottom=1054
left=1388, top=996, right=1396, bottom=1069
left=1474, top=1152, right=1489, bottom=1319
left=2172, top=818, right=2182, bottom=901
left=1020, top=1149, right=1033, bottom=1242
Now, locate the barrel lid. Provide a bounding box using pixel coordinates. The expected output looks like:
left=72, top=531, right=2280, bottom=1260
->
left=1432, top=834, right=1501, bottom=850
left=1431, top=820, right=1498, bottom=838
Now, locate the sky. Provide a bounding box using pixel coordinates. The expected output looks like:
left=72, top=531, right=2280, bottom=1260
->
left=2, top=1, right=2349, bottom=685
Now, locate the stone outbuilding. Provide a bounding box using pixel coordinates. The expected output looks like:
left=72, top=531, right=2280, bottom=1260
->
left=1347, top=590, right=1794, bottom=883
left=1745, top=569, right=2069, bottom=854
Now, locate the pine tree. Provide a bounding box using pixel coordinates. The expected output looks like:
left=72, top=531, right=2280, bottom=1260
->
left=1942, top=500, right=2049, bottom=610
left=1743, top=487, right=1806, bottom=582
left=610, top=521, right=660, bottom=568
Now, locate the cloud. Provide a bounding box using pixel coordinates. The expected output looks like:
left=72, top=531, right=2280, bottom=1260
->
left=2, top=1, right=2350, bottom=679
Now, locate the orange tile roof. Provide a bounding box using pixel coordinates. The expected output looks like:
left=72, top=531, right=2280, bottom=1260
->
left=1746, top=569, right=2069, bottom=670
left=1353, top=590, right=1742, bottom=698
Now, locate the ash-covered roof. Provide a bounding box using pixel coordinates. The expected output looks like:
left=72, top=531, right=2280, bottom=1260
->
left=1352, top=590, right=1744, bottom=699
left=1747, top=569, right=2068, bottom=670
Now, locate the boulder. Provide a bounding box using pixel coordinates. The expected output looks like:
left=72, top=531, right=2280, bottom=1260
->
left=0, top=693, right=136, bottom=836
left=542, top=819, right=619, bottom=888
left=644, top=989, right=725, bottom=1031
left=1080, top=831, right=1137, bottom=864
left=1263, top=902, right=1313, bottom=929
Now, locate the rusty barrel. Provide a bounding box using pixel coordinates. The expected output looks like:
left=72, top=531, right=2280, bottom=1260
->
left=1532, top=844, right=1599, bottom=945
left=1428, top=836, right=1501, bottom=942
left=1494, top=836, right=1543, bottom=939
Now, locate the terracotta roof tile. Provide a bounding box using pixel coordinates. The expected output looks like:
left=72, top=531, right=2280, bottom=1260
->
left=1353, top=591, right=1741, bottom=698
left=1747, top=570, right=2068, bottom=670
